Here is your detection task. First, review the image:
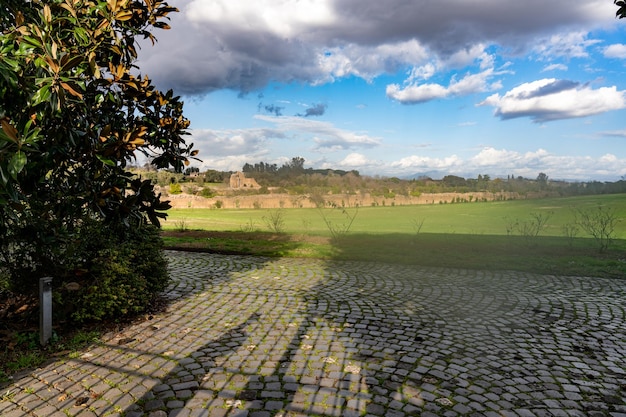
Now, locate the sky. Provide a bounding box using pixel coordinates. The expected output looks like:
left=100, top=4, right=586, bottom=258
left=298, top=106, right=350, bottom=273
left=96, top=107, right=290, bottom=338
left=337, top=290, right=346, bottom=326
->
left=137, top=0, right=626, bottom=181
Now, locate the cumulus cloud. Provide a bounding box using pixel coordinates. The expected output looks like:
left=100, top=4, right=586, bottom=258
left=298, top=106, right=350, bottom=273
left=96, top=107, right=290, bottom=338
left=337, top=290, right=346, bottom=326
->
left=604, top=43, right=626, bottom=58
left=466, top=147, right=626, bottom=179
left=387, top=67, right=501, bottom=104
left=138, top=0, right=615, bottom=95
left=478, top=78, right=626, bottom=122
left=391, top=155, right=464, bottom=171
left=386, top=147, right=626, bottom=180
left=318, top=40, right=430, bottom=83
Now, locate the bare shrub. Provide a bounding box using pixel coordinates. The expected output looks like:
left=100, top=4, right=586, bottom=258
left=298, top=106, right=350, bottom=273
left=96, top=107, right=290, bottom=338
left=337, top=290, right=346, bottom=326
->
left=319, top=206, right=359, bottom=238
left=263, top=209, right=286, bottom=233
left=411, top=218, right=426, bottom=235
left=174, top=218, right=189, bottom=232
left=562, top=223, right=579, bottom=247
left=240, top=218, right=258, bottom=233
left=574, top=205, right=620, bottom=252
left=504, top=211, right=552, bottom=246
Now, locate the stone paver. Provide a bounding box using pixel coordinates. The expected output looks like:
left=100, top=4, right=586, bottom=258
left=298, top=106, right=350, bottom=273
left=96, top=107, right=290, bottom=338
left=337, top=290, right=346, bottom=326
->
left=1, top=250, right=625, bottom=416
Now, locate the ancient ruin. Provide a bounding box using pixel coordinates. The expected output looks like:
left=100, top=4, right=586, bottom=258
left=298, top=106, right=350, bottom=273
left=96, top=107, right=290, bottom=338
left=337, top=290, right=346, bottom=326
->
left=229, top=171, right=260, bottom=189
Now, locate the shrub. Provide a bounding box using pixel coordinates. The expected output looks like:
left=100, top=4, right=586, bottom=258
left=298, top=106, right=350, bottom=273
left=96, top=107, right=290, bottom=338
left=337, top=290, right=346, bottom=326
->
left=200, top=187, right=216, bottom=198
left=184, top=185, right=199, bottom=195
left=263, top=209, right=286, bottom=233
left=319, top=206, right=359, bottom=238
left=2, top=217, right=169, bottom=323
left=504, top=211, right=552, bottom=247
left=574, top=205, right=620, bottom=252
left=169, top=183, right=183, bottom=194
left=68, top=223, right=169, bottom=323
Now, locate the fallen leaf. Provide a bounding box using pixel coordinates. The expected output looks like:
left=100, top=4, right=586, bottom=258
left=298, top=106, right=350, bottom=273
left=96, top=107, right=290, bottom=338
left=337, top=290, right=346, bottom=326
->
left=74, top=396, right=89, bottom=406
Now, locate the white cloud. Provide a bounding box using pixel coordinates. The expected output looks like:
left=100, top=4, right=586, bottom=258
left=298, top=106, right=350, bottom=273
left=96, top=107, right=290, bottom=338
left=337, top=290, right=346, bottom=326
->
left=384, top=147, right=626, bottom=180
left=186, top=0, right=336, bottom=39
left=601, top=129, right=626, bottom=137
left=407, top=63, right=439, bottom=83
left=189, top=128, right=284, bottom=157
left=387, top=67, right=501, bottom=104
left=470, top=147, right=528, bottom=166
left=533, top=31, right=601, bottom=60
left=445, top=44, right=494, bottom=69
left=337, top=153, right=382, bottom=169
left=604, top=43, right=626, bottom=59
left=542, top=63, right=568, bottom=72
left=386, top=83, right=448, bottom=103
left=317, top=39, right=430, bottom=83
left=479, top=78, right=626, bottom=122
left=195, top=155, right=261, bottom=173
left=254, top=115, right=381, bottom=151
left=391, top=155, right=464, bottom=170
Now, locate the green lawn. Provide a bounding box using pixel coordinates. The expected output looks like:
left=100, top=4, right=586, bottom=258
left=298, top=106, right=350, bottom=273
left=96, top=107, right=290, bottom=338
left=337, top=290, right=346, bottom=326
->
left=163, top=194, right=626, bottom=237
left=161, top=194, right=626, bottom=278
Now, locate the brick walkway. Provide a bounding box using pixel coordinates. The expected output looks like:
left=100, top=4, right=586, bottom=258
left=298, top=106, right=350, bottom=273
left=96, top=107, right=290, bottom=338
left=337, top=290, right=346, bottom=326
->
left=1, top=251, right=625, bottom=417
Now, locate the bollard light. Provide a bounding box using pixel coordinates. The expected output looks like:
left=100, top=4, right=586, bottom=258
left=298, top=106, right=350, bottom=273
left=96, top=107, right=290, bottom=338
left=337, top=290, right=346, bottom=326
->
left=39, top=277, right=53, bottom=346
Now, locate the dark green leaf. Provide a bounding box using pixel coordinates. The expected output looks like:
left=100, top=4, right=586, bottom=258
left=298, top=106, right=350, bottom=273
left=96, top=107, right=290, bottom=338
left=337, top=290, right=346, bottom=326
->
left=31, top=85, right=51, bottom=106
left=96, top=154, right=116, bottom=166
left=8, top=151, right=27, bottom=179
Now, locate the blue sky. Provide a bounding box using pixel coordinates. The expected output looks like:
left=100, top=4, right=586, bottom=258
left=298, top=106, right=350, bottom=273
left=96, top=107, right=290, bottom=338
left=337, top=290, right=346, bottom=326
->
left=138, top=0, right=626, bottom=181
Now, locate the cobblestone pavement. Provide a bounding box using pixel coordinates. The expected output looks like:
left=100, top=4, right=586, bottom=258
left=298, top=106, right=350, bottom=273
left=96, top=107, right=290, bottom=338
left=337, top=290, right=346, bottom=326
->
left=2, top=250, right=626, bottom=417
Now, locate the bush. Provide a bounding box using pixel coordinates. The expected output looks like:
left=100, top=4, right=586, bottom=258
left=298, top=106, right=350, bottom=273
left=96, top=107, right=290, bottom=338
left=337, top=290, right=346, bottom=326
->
left=1, top=219, right=169, bottom=323
left=67, top=222, right=169, bottom=322
left=184, top=185, right=199, bottom=195
left=169, top=183, right=183, bottom=194
left=263, top=209, right=286, bottom=233
left=200, top=187, right=216, bottom=198
left=574, top=205, right=619, bottom=252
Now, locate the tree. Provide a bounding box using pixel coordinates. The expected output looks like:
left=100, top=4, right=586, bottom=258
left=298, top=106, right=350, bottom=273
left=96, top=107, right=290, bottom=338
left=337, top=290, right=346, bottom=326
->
left=616, top=0, right=626, bottom=19
left=185, top=166, right=200, bottom=175
left=0, top=0, right=196, bottom=310
left=288, top=156, right=305, bottom=171
left=536, top=172, right=549, bottom=189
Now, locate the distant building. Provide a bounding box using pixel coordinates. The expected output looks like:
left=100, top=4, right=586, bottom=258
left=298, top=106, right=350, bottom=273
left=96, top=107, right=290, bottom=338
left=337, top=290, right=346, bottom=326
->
left=230, top=171, right=260, bottom=189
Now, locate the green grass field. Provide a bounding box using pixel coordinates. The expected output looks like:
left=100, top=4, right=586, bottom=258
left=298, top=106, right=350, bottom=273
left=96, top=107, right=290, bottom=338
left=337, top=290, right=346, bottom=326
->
left=163, top=194, right=626, bottom=237
left=161, top=194, right=626, bottom=278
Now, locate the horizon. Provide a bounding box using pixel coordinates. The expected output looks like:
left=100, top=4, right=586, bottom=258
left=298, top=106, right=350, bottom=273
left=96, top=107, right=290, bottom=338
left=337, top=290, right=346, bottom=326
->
left=137, top=0, right=626, bottom=182
left=144, top=162, right=626, bottom=184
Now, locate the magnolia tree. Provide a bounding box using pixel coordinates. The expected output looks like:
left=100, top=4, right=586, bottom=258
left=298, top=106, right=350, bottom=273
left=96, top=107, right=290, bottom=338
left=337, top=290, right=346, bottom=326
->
left=0, top=0, right=196, bottom=318
left=617, top=0, right=626, bottom=18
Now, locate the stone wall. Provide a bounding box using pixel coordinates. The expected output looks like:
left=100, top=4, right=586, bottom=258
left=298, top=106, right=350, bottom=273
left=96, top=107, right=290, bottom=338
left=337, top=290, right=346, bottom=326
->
left=166, top=191, right=522, bottom=209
